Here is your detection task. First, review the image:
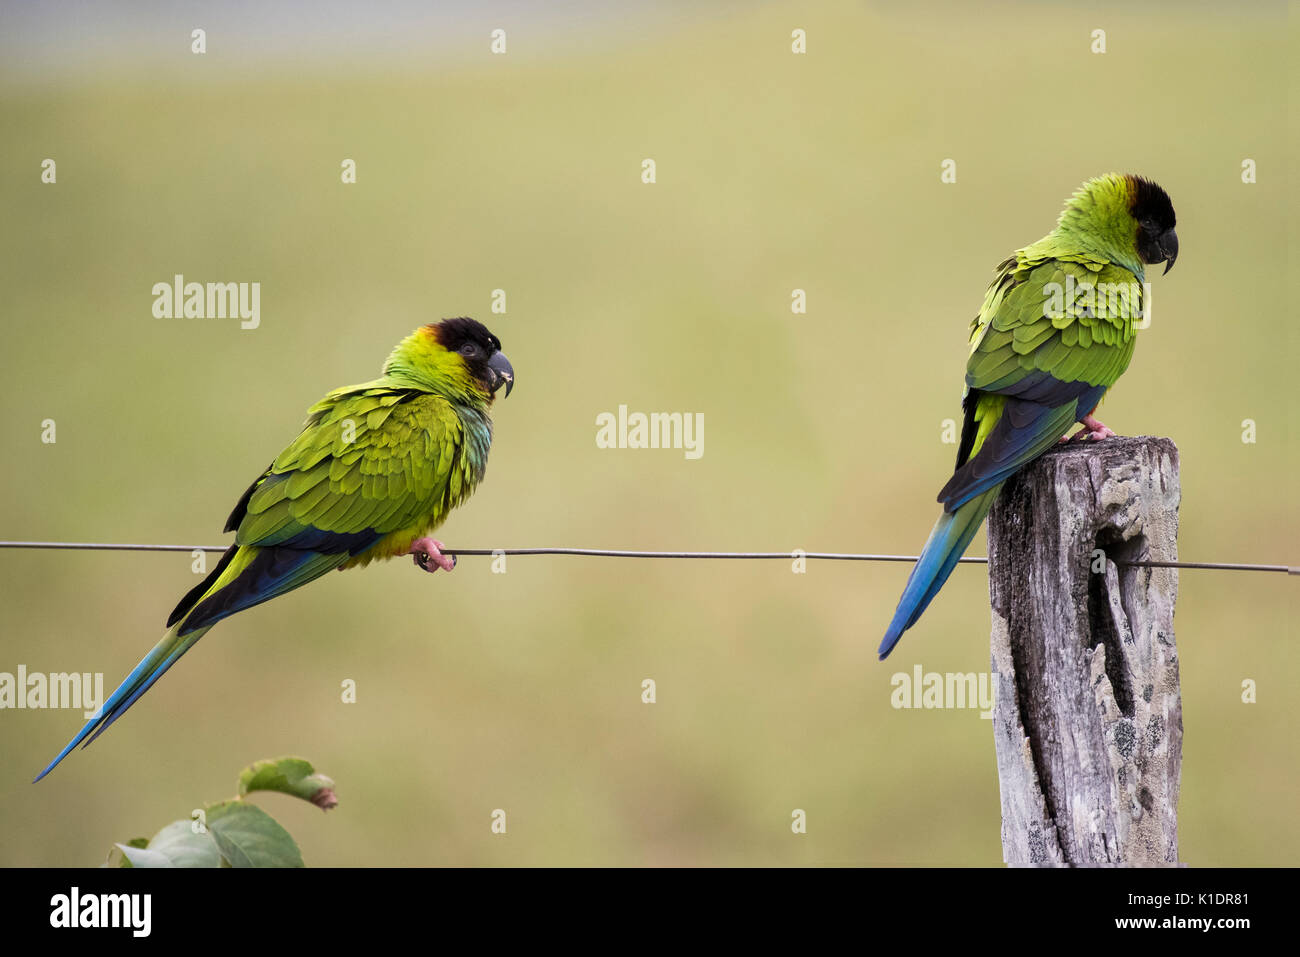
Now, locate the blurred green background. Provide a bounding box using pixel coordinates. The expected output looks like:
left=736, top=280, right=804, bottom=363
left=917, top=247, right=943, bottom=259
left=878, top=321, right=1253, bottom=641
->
left=0, top=0, right=1293, bottom=866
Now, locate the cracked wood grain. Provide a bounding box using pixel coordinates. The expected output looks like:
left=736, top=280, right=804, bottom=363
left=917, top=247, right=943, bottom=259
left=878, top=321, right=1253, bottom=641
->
left=988, top=436, right=1182, bottom=866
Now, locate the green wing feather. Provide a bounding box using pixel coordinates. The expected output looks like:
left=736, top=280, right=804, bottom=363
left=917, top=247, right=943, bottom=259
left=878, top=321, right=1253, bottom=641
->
left=941, top=255, right=1143, bottom=509
left=967, top=258, right=1141, bottom=394
left=233, top=386, right=482, bottom=557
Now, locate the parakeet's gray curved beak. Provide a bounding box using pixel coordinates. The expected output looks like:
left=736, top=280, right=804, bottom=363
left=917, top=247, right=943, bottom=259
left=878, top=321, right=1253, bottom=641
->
left=488, top=350, right=514, bottom=397
left=1158, top=228, right=1178, bottom=274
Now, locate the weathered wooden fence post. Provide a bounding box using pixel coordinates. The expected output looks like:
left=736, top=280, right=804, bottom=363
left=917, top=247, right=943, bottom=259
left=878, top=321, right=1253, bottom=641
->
left=987, top=436, right=1182, bottom=866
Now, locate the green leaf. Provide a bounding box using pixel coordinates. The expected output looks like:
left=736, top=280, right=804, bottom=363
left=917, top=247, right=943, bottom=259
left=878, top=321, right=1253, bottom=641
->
left=116, top=843, right=173, bottom=868
left=105, top=839, right=149, bottom=868
left=206, top=801, right=304, bottom=867
left=145, top=819, right=224, bottom=868
left=238, top=756, right=338, bottom=810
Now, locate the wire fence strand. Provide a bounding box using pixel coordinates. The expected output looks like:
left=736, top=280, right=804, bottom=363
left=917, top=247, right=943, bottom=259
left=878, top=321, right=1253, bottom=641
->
left=0, top=540, right=1292, bottom=574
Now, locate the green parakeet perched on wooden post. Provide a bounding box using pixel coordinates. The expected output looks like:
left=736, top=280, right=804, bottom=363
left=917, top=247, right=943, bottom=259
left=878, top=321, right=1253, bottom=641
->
left=37, top=318, right=514, bottom=780
left=880, top=174, right=1177, bottom=659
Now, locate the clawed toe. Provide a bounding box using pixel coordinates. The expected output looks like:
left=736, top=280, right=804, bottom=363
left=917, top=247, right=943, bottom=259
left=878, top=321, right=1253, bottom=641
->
left=409, top=537, right=456, bottom=573
left=1069, top=414, right=1117, bottom=443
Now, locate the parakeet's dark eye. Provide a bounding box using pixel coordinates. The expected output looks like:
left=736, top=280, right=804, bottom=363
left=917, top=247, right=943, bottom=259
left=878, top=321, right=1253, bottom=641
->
left=459, top=343, right=483, bottom=359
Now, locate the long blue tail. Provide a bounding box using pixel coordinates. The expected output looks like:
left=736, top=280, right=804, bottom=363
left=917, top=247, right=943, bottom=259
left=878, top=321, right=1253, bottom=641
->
left=35, top=543, right=346, bottom=782
left=33, top=622, right=213, bottom=782
left=878, top=486, right=1001, bottom=659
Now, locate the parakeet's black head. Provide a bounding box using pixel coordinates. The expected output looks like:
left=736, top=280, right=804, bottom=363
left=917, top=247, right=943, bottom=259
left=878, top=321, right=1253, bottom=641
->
left=1129, top=176, right=1178, bottom=275
left=431, top=317, right=514, bottom=398
left=384, top=317, right=514, bottom=404
left=1052, top=173, right=1178, bottom=278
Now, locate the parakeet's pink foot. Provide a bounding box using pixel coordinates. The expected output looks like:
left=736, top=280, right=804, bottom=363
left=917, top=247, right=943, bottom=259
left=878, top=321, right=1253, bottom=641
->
left=1062, top=413, right=1116, bottom=443
left=410, top=537, right=456, bottom=573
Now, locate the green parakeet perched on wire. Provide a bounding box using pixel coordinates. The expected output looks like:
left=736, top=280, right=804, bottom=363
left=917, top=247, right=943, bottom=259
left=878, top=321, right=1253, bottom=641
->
left=37, top=318, right=514, bottom=780
left=879, top=173, right=1177, bottom=659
